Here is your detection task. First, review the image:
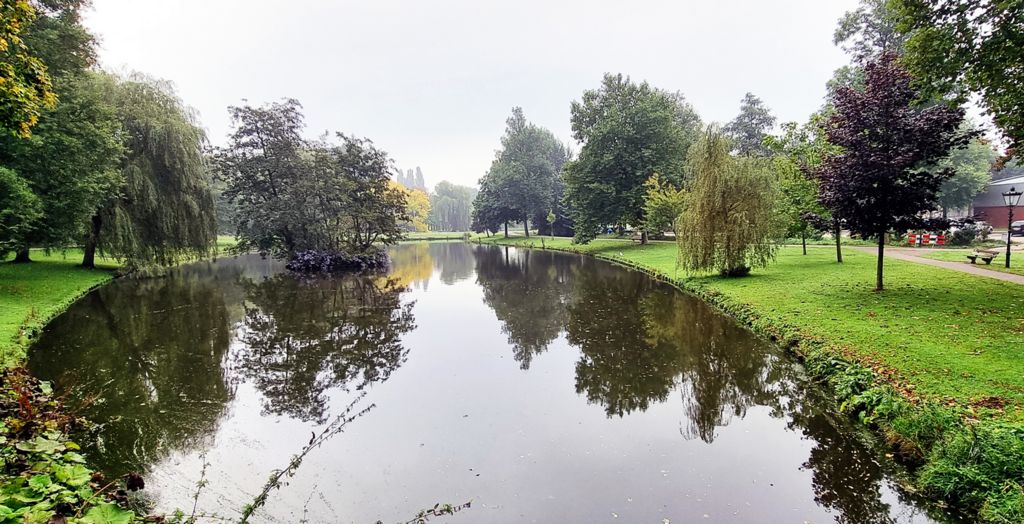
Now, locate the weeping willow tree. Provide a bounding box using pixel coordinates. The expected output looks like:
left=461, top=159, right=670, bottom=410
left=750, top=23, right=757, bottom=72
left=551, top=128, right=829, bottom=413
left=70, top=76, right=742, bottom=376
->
left=676, top=127, right=781, bottom=276
left=83, top=74, right=216, bottom=269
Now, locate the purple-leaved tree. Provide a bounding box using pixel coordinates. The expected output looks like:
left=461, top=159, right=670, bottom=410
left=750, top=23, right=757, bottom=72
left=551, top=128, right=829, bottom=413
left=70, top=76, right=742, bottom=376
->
left=815, top=53, right=968, bottom=291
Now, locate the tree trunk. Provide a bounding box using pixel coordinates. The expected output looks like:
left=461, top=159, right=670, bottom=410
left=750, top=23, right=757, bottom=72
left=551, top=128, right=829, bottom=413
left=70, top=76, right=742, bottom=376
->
left=523, top=217, right=529, bottom=238
left=12, top=248, right=31, bottom=263
left=82, top=214, right=102, bottom=269
left=641, top=230, right=648, bottom=245
left=503, top=221, right=508, bottom=238
left=801, top=231, right=807, bottom=255
left=875, top=233, right=885, bottom=292
left=833, top=221, right=843, bottom=264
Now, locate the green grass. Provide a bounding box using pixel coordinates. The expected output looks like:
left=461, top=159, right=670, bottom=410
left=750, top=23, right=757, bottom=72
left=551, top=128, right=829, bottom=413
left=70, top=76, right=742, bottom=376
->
left=402, top=231, right=468, bottom=241
left=0, top=250, right=119, bottom=366
left=916, top=247, right=1024, bottom=277
left=478, top=236, right=1024, bottom=419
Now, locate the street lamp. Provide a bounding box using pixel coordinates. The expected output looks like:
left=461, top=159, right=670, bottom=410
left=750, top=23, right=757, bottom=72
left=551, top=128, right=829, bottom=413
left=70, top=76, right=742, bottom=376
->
left=1003, top=186, right=1023, bottom=268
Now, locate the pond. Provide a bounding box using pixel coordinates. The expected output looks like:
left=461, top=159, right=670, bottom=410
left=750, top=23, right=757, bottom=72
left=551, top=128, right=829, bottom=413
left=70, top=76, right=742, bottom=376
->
left=29, top=243, right=949, bottom=523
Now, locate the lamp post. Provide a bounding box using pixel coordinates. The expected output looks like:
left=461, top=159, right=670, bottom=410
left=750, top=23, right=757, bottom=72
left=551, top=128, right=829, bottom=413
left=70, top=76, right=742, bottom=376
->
left=1003, top=186, right=1022, bottom=268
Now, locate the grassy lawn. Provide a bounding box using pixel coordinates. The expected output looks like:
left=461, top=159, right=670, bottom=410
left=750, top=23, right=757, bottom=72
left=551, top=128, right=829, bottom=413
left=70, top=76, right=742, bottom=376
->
left=402, top=231, right=468, bottom=241
left=916, top=247, right=1024, bottom=277
left=0, top=250, right=120, bottom=366
left=479, top=236, right=1024, bottom=421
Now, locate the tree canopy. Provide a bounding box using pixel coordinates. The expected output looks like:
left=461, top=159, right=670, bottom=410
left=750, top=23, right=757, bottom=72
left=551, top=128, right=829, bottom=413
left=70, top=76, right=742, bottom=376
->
left=937, top=133, right=997, bottom=216
left=428, top=181, right=475, bottom=232
left=564, top=74, right=701, bottom=243
left=893, top=0, right=1024, bottom=157
left=215, top=99, right=407, bottom=256
left=723, top=92, right=776, bottom=157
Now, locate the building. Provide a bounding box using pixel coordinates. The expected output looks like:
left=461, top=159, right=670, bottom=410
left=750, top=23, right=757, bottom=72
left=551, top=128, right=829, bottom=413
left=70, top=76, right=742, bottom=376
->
left=973, top=175, right=1024, bottom=228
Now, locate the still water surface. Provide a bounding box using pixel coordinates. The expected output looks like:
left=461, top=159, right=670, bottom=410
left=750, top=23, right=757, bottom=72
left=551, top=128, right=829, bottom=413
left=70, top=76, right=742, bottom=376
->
left=30, top=243, right=948, bottom=523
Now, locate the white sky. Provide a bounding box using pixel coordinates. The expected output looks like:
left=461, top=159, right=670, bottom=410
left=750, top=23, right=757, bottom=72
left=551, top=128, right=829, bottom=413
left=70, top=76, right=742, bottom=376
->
left=85, top=0, right=858, bottom=190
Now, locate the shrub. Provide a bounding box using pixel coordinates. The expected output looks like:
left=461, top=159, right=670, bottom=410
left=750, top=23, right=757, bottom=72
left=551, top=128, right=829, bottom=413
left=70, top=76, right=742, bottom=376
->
left=948, top=225, right=980, bottom=246
left=285, top=249, right=390, bottom=273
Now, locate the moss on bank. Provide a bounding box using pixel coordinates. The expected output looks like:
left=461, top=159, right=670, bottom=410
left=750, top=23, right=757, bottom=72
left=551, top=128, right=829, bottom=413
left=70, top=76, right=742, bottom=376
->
left=476, top=235, right=1024, bottom=522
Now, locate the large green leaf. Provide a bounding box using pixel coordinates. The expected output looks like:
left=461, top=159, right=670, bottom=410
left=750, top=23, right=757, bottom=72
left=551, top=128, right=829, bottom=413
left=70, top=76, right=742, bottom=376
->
left=80, top=503, right=134, bottom=524
left=15, top=437, right=65, bottom=454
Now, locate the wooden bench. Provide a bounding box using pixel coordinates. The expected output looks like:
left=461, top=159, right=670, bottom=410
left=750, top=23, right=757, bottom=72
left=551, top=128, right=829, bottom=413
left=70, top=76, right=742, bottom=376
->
left=629, top=233, right=643, bottom=243
left=967, top=250, right=998, bottom=265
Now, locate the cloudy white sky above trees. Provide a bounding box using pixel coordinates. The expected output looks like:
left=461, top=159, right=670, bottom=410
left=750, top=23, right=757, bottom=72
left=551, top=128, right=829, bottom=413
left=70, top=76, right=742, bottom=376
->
left=86, top=0, right=858, bottom=190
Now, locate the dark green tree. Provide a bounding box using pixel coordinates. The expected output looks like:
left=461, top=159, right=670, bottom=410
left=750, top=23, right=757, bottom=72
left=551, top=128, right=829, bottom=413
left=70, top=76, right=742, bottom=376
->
left=723, top=92, right=776, bottom=157
left=0, top=167, right=41, bottom=257
left=564, top=74, right=700, bottom=243
left=893, top=0, right=1024, bottom=157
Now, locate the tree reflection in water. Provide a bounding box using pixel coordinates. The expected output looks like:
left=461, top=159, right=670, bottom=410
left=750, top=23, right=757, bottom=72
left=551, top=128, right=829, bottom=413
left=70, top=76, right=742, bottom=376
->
left=233, top=273, right=415, bottom=423
left=473, top=245, right=933, bottom=522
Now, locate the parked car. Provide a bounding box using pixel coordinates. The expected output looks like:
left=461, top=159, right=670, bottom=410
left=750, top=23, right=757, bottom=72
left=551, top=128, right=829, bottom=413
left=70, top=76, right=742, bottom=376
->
left=1011, top=220, right=1024, bottom=237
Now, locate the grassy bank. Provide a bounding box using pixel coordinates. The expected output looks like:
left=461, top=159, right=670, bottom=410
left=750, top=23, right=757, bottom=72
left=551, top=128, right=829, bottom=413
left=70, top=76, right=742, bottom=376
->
left=0, top=251, right=119, bottom=367
left=477, top=235, right=1024, bottom=522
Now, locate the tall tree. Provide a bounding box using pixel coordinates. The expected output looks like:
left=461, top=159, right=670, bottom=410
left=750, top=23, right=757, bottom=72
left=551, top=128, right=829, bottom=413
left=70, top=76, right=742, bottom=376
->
left=428, top=181, right=475, bottom=232
left=0, top=71, right=123, bottom=263
left=85, top=75, right=217, bottom=269
left=937, top=134, right=998, bottom=217
left=676, top=127, right=781, bottom=276
left=474, top=107, right=568, bottom=237
left=564, top=74, right=700, bottom=243
left=723, top=92, right=776, bottom=157
left=392, top=182, right=430, bottom=232
left=814, top=54, right=967, bottom=291
left=641, top=173, right=686, bottom=237
left=834, top=0, right=907, bottom=60
left=0, top=0, right=56, bottom=137
left=893, top=0, right=1024, bottom=158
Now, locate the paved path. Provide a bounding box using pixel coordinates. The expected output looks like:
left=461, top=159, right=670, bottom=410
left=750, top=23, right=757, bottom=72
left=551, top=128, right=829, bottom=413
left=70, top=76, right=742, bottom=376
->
left=851, top=246, right=1024, bottom=285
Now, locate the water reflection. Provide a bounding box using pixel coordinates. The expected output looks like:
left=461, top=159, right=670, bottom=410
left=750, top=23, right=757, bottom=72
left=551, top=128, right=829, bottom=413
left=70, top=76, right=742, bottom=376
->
left=233, top=274, right=414, bottom=423
left=27, top=244, right=946, bottom=523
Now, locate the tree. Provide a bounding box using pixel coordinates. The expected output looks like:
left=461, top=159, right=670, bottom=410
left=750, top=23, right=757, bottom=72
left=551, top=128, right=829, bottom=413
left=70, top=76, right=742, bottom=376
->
left=814, top=54, right=967, bottom=291
left=936, top=134, right=997, bottom=217
left=427, top=181, right=475, bottom=231
left=215, top=100, right=407, bottom=256
left=564, top=74, right=700, bottom=243
left=473, top=107, right=568, bottom=237
left=834, top=0, right=907, bottom=60
left=85, top=75, right=217, bottom=269
left=676, top=127, right=781, bottom=276
left=641, top=173, right=686, bottom=237
left=766, top=120, right=837, bottom=257
left=0, top=0, right=56, bottom=137
left=0, top=167, right=41, bottom=257
left=893, top=0, right=1024, bottom=157
left=392, top=183, right=430, bottom=232
left=0, top=71, right=124, bottom=263
left=470, top=177, right=517, bottom=236
left=723, top=92, right=776, bottom=157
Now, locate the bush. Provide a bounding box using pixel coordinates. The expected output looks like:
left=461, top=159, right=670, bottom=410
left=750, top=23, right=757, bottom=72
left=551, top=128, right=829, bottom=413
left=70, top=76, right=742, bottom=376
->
left=285, top=249, right=390, bottom=273
left=948, top=225, right=980, bottom=246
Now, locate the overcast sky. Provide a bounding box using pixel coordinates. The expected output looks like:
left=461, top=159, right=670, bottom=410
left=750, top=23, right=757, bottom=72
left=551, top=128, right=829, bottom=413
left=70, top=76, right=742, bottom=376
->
left=85, top=0, right=859, bottom=190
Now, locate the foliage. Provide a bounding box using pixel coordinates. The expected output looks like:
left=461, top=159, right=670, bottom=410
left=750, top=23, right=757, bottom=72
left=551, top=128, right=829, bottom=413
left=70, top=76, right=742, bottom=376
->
left=91, top=74, right=216, bottom=269
left=814, top=53, right=967, bottom=290
left=390, top=182, right=430, bottom=232
left=284, top=249, right=389, bottom=273
left=833, top=0, right=907, bottom=60
left=0, top=0, right=56, bottom=137
left=676, top=127, right=781, bottom=276
left=472, top=107, right=568, bottom=237
left=723, top=92, right=776, bottom=157
left=0, top=71, right=124, bottom=259
left=893, top=0, right=1024, bottom=157
left=427, top=181, right=475, bottom=232
left=564, top=74, right=701, bottom=243
left=0, top=368, right=144, bottom=523
left=936, top=133, right=997, bottom=214
left=0, top=167, right=40, bottom=258
left=214, top=99, right=407, bottom=256
left=640, top=173, right=686, bottom=236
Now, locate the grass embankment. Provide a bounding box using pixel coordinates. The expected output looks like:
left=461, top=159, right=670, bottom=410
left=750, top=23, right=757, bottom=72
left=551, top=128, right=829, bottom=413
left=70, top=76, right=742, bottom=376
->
left=917, top=248, right=1024, bottom=277
left=0, top=251, right=119, bottom=367
left=402, top=231, right=469, bottom=241
left=478, top=235, right=1024, bottom=522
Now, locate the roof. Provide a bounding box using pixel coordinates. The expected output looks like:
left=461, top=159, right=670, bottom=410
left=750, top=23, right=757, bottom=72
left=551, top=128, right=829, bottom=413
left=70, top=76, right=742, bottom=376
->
left=991, top=175, right=1024, bottom=187
left=976, top=175, right=1024, bottom=207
